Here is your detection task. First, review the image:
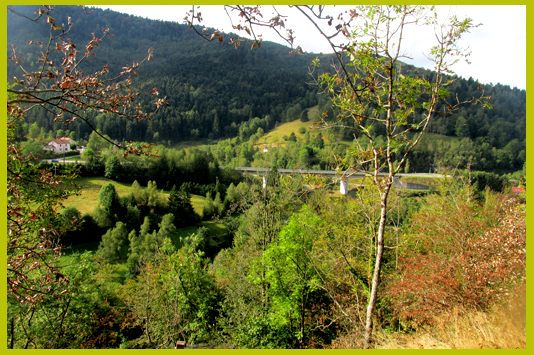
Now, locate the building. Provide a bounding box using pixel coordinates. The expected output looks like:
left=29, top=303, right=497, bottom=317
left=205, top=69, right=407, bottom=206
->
left=43, top=137, right=74, bottom=154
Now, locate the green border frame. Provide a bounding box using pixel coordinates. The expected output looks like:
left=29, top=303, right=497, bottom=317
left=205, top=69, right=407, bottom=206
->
left=2, top=1, right=529, bottom=353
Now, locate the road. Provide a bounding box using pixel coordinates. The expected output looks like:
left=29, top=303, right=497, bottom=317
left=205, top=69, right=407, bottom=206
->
left=41, top=154, right=82, bottom=164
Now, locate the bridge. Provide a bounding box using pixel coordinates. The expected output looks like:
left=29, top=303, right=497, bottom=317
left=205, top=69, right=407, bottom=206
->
left=43, top=158, right=435, bottom=194
left=230, top=167, right=436, bottom=194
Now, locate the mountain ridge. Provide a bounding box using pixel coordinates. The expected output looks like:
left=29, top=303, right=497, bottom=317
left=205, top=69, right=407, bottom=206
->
left=7, top=5, right=525, bottom=166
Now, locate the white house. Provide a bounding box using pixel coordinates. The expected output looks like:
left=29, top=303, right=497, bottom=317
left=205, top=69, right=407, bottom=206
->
left=43, top=137, right=74, bottom=154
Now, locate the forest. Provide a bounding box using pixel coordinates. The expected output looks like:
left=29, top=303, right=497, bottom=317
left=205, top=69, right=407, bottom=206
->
left=6, top=5, right=526, bottom=349
left=7, top=5, right=526, bottom=174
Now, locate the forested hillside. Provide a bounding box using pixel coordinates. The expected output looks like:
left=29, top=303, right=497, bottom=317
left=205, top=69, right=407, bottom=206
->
left=7, top=5, right=525, bottom=171
left=7, top=5, right=322, bottom=143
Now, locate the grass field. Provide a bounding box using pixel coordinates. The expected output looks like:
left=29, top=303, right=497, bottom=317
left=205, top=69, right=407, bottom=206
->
left=63, top=177, right=206, bottom=216
left=61, top=176, right=230, bottom=246
left=60, top=177, right=230, bottom=273
left=256, top=105, right=324, bottom=150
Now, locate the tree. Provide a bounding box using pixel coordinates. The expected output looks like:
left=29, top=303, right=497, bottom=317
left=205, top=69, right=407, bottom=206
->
left=60, top=206, right=82, bottom=246
left=157, top=213, right=177, bottom=241
left=387, top=184, right=526, bottom=327
left=97, top=182, right=121, bottom=220
left=202, top=192, right=216, bottom=220
left=210, top=178, right=305, bottom=347
left=96, top=221, right=129, bottom=263
left=300, top=109, right=309, bottom=123
left=104, top=155, right=123, bottom=181
left=288, top=132, right=297, bottom=142
left=86, top=131, right=112, bottom=155
left=168, top=184, right=200, bottom=228
left=257, top=206, right=324, bottom=346
left=311, top=132, right=324, bottom=149
left=7, top=5, right=167, bottom=156
left=5, top=6, right=170, bottom=348
left=311, top=7, right=489, bottom=345
left=121, top=241, right=222, bottom=348
left=28, top=122, right=40, bottom=139
left=188, top=5, right=489, bottom=347
left=7, top=113, right=76, bottom=304
left=82, top=148, right=105, bottom=176
left=7, top=4, right=167, bottom=309
left=21, top=139, right=46, bottom=157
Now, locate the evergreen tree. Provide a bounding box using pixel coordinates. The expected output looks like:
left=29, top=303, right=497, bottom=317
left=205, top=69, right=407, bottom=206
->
left=97, top=221, right=129, bottom=263
left=104, top=155, right=122, bottom=181
left=168, top=185, right=200, bottom=227
left=202, top=192, right=216, bottom=220
left=311, top=132, right=324, bottom=149
left=300, top=109, right=309, bottom=122
left=214, top=192, right=224, bottom=216
left=157, top=213, right=177, bottom=240
left=288, top=132, right=297, bottom=142
left=97, top=183, right=121, bottom=222
left=126, top=229, right=142, bottom=276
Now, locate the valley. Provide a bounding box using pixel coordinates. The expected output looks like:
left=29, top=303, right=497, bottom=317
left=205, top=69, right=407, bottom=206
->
left=6, top=5, right=526, bottom=350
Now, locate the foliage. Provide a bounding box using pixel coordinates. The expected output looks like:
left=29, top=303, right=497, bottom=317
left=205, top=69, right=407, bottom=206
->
left=257, top=206, right=331, bottom=346
left=7, top=5, right=320, bottom=145
left=6, top=4, right=527, bottom=350
left=6, top=5, right=167, bottom=155
left=104, top=155, right=123, bottom=181
left=305, top=5, right=487, bottom=345
left=7, top=96, right=78, bottom=305
left=59, top=206, right=82, bottom=246
left=8, top=252, right=141, bottom=348
left=97, top=182, right=122, bottom=219
left=466, top=170, right=508, bottom=194
left=387, top=184, right=526, bottom=327
left=121, top=242, right=222, bottom=348
left=168, top=185, right=200, bottom=227
left=96, top=222, right=130, bottom=263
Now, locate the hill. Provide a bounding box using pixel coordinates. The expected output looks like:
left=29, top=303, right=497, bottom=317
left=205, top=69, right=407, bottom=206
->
left=7, top=5, right=526, bottom=173
left=7, top=5, right=328, bottom=143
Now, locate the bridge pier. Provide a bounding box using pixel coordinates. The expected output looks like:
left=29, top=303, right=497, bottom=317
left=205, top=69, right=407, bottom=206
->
left=262, top=175, right=267, bottom=189
left=340, top=178, right=349, bottom=195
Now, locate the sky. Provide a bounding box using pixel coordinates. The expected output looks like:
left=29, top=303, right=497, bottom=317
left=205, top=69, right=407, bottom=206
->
left=94, top=5, right=526, bottom=90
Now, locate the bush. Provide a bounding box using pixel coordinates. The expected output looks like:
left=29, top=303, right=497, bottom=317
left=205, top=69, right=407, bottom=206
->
left=465, top=170, right=508, bottom=194
left=387, top=189, right=526, bottom=327
left=300, top=109, right=309, bottom=122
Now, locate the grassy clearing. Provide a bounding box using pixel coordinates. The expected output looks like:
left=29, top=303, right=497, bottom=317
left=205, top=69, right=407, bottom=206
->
left=61, top=176, right=227, bottom=253
left=256, top=106, right=323, bottom=149
left=63, top=177, right=206, bottom=216
left=64, top=156, right=83, bottom=162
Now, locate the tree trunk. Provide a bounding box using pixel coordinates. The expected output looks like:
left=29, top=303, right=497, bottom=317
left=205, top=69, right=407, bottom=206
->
left=363, top=184, right=391, bottom=348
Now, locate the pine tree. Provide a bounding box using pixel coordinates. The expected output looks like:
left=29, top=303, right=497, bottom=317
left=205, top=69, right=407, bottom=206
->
left=168, top=185, right=200, bottom=227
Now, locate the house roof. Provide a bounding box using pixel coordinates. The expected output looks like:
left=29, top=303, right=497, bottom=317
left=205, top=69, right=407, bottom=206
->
left=51, top=137, right=72, bottom=144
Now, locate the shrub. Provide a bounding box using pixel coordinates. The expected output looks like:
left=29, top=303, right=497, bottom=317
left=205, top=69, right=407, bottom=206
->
left=387, top=191, right=526, bottom=328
